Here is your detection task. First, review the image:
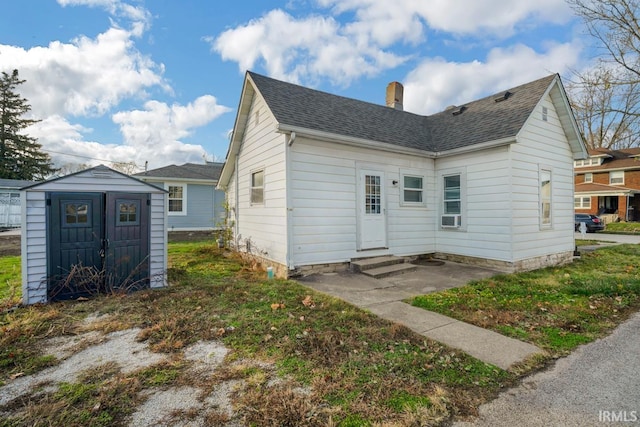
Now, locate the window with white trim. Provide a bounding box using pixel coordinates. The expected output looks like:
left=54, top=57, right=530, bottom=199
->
left=575, top=158, right=601, bottom=167
left=167, top=184, right=186, bottom=215
left=540, top=168, right=552, bottom=227
left=443, top=174, right=461, bottom=215
left=401, top=173, right=424, bottom=205
left=610, top=170, right=624, bottom=185
left=584, top=173, right=593, bottom=183
left=251, top=170, right=264, bottom=204
left=574, top=196, right=591, bottom=209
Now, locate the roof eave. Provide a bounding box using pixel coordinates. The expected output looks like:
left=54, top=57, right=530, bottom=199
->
left=276, top=124, right=436, bottom=158
left=138, top=176, right=218, bottom=185
left=433, top=136, right=516, bottom=158
left=218, top=72, right=256, bottom=190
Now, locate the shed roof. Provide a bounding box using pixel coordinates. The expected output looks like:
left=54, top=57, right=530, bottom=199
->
left=22, top=164, right=167, bottom=192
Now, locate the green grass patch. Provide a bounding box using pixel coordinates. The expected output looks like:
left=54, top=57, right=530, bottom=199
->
left=4, top=242, right=640, bottom=426
left=574, top=239, right=600, bottom=247
left=412, top=244, right=640, bottom=356
left=603, top=222, right=640, bottom=234
left=0, top=256, right=21, bottom=302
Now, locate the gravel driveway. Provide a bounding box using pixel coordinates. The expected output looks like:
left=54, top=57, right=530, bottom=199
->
left=454, top=311, right=640, bottom=426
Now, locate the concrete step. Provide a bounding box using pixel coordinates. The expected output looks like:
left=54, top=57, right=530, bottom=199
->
left=350, top=255, right=405, bottom=272
left=361, top=262, right=418, bottom=279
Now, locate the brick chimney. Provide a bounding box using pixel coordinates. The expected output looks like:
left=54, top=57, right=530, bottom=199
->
left=386, top=81, right=404, bottom=111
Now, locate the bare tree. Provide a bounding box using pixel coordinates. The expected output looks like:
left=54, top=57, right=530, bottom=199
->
left=110, top=161, right=139, bottom=175
left=567, top=66, right=640, bottom=149
left=568, top=0, right=640, bottom=77
left=567, top=0, right=640, bottom=148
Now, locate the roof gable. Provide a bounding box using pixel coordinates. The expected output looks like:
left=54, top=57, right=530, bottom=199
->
left=23, top=164, right=166, bottom=192
left=219, top=71, right=587, bottom=188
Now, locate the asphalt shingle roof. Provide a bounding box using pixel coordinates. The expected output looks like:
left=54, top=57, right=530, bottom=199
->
left=580, top=148, right=640, bottom=171
left=0, top=178, right=36, bottom=189
left=134, top=162, right=223, bottom=181
left=248, top=71, right=557, bottom=152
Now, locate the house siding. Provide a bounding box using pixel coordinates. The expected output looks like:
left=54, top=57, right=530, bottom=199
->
left=229, top=91, right=288, bottom=265
left=143, top=180, right=224, bottom=230
left=21, top=168, right=167, bottom=304
left=290, top=137, right=435, bottom=267
left=434, top=146, right=513, bottom=262
left=510, top=91, right=575, bottom=261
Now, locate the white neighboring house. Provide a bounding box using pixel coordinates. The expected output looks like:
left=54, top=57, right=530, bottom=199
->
left=217, top=72, right=588, bottom=277
left=0, top=178, right=35, bottom=229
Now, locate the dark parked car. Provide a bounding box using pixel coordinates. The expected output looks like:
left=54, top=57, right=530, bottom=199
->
left=575, top=213, right=605, bottom=232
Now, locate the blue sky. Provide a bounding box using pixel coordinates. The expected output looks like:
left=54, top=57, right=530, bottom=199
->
left=0, top=0, right=591, bottom=172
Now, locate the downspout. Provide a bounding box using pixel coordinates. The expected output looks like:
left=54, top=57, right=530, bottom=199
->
left=285, top=132, right=296, bottom=270
left=234, top=154, right=240, bottom=248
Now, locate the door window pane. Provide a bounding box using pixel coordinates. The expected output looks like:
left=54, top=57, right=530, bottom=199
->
left=63, top=202, right=90, bottom=227
left=365, top=175, right=381, bottom=214
left=117, top=200, right=140, bottom=225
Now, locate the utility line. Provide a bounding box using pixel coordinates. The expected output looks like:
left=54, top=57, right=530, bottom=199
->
left=42, top=148, right=143, bottom=169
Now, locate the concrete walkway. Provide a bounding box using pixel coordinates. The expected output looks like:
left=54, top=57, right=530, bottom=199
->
left=297, top=261, right=543, bottom=370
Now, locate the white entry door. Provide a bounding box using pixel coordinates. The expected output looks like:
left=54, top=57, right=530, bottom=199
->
left=358, top=169, right=387, bottom=249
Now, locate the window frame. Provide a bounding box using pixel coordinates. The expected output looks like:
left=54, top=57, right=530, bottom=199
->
left=539, top=166, right=552, bottom=229
left=400, top=171, right=426, bottom=206
left=250, top=169, right=264, bottom=205
left=439, top=168, right=466, bottom=230
left=574, top=196, right=591, bottom=209
left=609, top=170, right=624, bottom=185
left=116, top=199, right=141, bottom=226
left=62, top=201, right=91, bottom=228
left=166, top=183, right=187, bottom=216
left=584, top=173, right=593, bottom=183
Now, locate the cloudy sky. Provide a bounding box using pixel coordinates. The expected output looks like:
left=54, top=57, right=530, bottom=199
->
left=0, top=0, right=591, bottom=172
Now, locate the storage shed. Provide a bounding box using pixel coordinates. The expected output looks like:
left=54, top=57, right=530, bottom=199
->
left=21, top=165, right=168, bottom=304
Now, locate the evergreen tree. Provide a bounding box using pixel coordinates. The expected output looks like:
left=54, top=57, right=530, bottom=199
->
left=0, top=69, right=57, bottom=180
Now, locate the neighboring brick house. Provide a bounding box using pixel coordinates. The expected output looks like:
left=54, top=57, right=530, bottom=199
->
left=574, top=148, right=640, bottom=222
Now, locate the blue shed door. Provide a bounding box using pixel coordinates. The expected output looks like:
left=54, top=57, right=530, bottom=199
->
left=47, top=192, right=150, bottom=301
left=105, top=193, right=150, bottom=291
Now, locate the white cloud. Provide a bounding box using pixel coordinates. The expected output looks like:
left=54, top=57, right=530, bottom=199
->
left=403, top=42, right=582, bottom=115
left=318, top=0, right=572, bottom=36
left=0, top=27, right=168, bottom=118
left=112, top=96, right=231, bottom=168
left=212, top=9, right=408, bottom=85
left=211, top=0, right=574, bottom=85
left=27, top=115, right=138, bottom=167
left=27, top=94, right=231, bottom=170
left=57, top=0, right=151, bottom=29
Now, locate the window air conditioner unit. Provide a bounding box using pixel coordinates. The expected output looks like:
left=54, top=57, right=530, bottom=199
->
left=441, top=214, right=461, bottom=228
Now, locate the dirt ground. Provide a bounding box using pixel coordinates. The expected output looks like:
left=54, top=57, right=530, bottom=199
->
left=0, top=234, right=20, bottom=257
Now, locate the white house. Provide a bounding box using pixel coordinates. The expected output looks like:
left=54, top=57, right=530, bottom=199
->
left=217, top=72, right=588, bottom=277
left=21, top=165, right=168, bottom=304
